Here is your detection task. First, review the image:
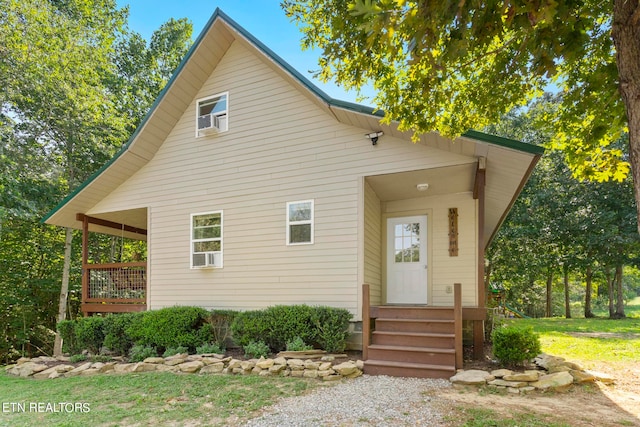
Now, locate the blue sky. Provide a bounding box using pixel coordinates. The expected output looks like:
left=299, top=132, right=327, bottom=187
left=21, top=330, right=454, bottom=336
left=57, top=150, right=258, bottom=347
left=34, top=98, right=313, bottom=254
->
left=116, top=1, right=372, bottom=105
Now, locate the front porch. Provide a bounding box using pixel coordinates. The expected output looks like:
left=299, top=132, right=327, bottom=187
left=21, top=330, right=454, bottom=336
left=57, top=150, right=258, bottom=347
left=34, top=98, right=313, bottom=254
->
left=361, top=283, right=485, bottom=378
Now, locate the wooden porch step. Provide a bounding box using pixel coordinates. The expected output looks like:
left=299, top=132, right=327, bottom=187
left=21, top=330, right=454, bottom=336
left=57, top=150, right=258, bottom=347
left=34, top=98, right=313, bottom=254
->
left=364, top=359, right=455, bottom=379
left=367, top=344, right=455, bottom=365
left=371, top=331, right=455, bottom=348
left=374, top=318, right=455, bottom=334
left=371, top=306, right=455, bottom=320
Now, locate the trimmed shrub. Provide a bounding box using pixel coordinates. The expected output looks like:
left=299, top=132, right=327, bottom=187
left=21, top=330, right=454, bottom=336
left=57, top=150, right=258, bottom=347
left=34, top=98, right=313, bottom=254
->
left=286, top=336, right=313, bottom=351
left=74, top=316, right=106, bottom=354
left=206, top=310, right=238, bottom=348
left=492, top=325, right=541, bottom=366
left=162, top=346, right=188, bottom=357
left=129, top=345, right=157, bottom=362
left=243, top=341, right=270, bottom=359
left=231, top=305, right=353, bottom=353
left=125, top=306, right=212, bottom=353
left=196, top=343, right=224, bottom=354
left=311, top=306, right=352, bottom=353
left=57, top=320, right=80, bottom=355
left=103, top=312, right=141, bottom=356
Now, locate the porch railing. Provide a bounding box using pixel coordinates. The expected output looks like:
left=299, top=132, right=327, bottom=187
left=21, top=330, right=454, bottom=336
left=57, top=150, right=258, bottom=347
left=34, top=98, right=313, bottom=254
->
left=82, top=262, right=146, bottom=314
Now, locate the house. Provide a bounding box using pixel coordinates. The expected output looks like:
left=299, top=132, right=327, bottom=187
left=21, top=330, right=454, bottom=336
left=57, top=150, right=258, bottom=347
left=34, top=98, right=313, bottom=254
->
left=44, top=9, right=543, bottom=378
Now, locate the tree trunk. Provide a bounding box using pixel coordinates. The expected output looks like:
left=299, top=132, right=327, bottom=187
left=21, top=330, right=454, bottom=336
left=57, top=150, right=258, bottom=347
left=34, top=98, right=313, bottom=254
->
left=606, top=268, right=615, bottom=318
left=563, top=264, right=571, bottom=319
left=584, top=265, right=594, bottom=318
left=545, top=270, right=553, bottom=317
left=615, top=263, right=626, bottom=318
left=53, top=227, right=73, bottom=356
left=613, top=0, right=640, bottom=234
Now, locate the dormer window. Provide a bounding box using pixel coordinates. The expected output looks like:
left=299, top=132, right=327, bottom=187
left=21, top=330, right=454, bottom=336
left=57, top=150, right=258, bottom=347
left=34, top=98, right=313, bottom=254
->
left=196, top=92, right=228, bottom=136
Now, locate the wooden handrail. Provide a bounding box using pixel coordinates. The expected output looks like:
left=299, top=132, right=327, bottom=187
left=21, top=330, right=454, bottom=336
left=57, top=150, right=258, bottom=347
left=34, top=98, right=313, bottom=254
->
left=362, top=284, right=370, bottom=361
left=454, top=282, right=463, bottom=369
left=84, top=262, right=147, bottom=269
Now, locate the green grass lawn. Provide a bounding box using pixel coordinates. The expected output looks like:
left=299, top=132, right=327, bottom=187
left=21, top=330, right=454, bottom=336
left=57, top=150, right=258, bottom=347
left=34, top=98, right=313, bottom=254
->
left=503, top=300, right=640, bottom=366
left=0, top=372, right=315, bottom=427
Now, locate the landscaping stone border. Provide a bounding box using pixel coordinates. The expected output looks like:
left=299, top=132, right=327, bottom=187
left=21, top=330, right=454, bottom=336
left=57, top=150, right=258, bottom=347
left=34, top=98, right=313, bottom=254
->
left=4, top=352, right=364, bottom=382
left=450, top=353, right=616, bottom=394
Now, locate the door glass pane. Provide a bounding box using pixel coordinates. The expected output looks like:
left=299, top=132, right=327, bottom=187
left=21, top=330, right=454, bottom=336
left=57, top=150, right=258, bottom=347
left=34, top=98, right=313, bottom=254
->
left=394, top=222, right=420, bottom=263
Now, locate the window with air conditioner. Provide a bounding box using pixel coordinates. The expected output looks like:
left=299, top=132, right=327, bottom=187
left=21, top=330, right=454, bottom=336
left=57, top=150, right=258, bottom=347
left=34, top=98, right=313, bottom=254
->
left=286, top=200, right=314, bottom=245
left=191, top=211, right=223, bottom=268
left=196, top=92, right=228, bottom=136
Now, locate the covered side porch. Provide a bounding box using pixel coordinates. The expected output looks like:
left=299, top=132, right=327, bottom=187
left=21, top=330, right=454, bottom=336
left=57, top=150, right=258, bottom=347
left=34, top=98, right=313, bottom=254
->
left=76, top=211, right=148, bottom=316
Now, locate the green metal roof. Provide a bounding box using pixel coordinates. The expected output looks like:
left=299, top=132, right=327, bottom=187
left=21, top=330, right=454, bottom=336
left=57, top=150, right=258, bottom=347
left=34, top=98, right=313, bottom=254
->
left=43, top=8, right=543, bottom=224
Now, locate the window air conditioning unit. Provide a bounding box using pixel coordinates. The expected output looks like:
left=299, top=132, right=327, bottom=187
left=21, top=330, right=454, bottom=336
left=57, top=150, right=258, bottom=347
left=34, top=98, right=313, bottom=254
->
left=198, top=114, right=221, bottom=135
left=193, top=252, right=218, bottom=268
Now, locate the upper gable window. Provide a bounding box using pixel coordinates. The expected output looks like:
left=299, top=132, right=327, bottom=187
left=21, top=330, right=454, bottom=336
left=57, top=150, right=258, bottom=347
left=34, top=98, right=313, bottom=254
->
left=196, top=92, right=228, bottom=137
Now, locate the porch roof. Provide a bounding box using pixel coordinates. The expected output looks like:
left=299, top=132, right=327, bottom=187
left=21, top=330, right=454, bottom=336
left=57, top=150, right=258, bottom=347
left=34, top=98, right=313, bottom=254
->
left=42, top=8, right=543, bottom=247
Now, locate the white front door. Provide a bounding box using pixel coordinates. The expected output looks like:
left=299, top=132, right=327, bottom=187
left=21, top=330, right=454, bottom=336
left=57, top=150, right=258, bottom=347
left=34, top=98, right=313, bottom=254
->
left=386, top=215, right=428, bottom=304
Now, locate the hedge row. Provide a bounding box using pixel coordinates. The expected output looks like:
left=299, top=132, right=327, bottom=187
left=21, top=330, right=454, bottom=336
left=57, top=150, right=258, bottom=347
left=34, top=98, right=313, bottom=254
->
left=57, top=305, right=352, bottom=356
left=58, top=306, right=232, bottom=356
left=231, top=305, right=352, bottom=353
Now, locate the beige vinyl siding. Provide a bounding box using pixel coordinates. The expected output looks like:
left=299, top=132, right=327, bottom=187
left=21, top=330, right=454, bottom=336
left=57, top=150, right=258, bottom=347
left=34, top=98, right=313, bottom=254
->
left=364, top=181, right=382, bottom=305
left=89, top=40, right=478, bottom=315
left=382, top=193, right=477, bottom=307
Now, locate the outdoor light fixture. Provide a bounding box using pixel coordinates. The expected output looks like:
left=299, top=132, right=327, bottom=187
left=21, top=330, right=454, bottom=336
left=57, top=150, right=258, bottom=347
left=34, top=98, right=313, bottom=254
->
left=416, top=183, right=430, bottom=191
left=365, top=131, right=384, bottom=145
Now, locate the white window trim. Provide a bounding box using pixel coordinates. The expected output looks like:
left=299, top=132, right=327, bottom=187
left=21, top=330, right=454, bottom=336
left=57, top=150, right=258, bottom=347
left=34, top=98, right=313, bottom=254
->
left=286, top=200, right=314, bottom=245
left=195, top=91, right=229, bottom=137
left=190, top=210, right=223, bottom=269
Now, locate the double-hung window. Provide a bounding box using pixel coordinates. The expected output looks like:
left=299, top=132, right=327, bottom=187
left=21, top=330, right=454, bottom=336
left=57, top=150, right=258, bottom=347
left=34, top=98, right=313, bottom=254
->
left=196, top=92, right=228, bottom=136
left=286, top=200, right=314, bottom=245
left=191, top=211, right=223, bottom=268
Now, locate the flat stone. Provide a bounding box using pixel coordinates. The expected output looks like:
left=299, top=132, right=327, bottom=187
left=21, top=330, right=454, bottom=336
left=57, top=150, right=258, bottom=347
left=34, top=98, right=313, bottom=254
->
left=585, top=370, right=615, bottom=385
left=287, top=359, right=305, bottom=370
left=165, top=353, right=188, bottom=360
left=273, top=357, right=287, bottom=366
left=178, top=360, right=204, bottom=373
left=65, top=362, right=93, bottom=377
left=143, top=357, right=165, bottom=364
left=317, top=369, right=335, bottom=377
left=548, top=364, right=572, bottom=374
left=56, top=356, right=71, bottom=362
left=240, top=361, right=255, bottom=371
left=16, top=357, right=31, bottom=365
left=290, top=370, right=304, bottom=377
left=345, top=369, right=363, bottom=379
left=133, top=362, right=157, bottom=373
left=450, top=369, right=495, bottom=386
left=113, top=363, right=135, bottom=373
left=503, top=371, right=540, bottom=382
left=321, top=356, right=335, bottom=362
left=258, top=370, right=272, bottom=377
left=304, top=359, right=320, bottom=370
left=256, top=358, right=274, bottom=369
left=202, top=357, right=221, bottom=365
left=268, top=364, right=286, bottom=374
left=520, top=386, right=536, bottom=393
left=531, top=371, right=574, bottom=391
left=33, top=366, right=62, bottom=379
left=32, top=356, right=57, bottom=363
left=251, top=367, right=263, bottom=375
left=187, top=355, right=203, bottom=361
left=491, top=369, right=514, bottom=378
left=155, top=364, right=179, bottom=372
left=333, top=361, right=357, bottom=376
left=91, top=362, right=105, bottom=371
left=99, top=362, right=116, bottom=373
left=570, top=370, right=596, bottom=383
left=319, top=362, right=332, bottom=371
left=303, top=369, right=318, bottom=378
left=507, top=387, right=520, bottom=394
left=488, top=379, right=528, bottom=388
left=80, top=368, right=101, bottom=376
left=164, top=358, right=187, bottom=366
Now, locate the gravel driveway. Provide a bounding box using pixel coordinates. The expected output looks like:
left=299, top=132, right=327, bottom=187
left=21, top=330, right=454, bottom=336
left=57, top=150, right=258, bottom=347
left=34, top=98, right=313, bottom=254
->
left=245, top=375, right=451, bottom=426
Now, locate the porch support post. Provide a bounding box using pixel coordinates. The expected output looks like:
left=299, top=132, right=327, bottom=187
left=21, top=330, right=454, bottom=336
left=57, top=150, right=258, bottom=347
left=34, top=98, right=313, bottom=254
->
left=362, top=284, right=370, bottom=360
left=454, top=283, right=463, bottom=369
left=79, top=214, right=90, bottom=317
left=473, top=157, right=486, bottom=359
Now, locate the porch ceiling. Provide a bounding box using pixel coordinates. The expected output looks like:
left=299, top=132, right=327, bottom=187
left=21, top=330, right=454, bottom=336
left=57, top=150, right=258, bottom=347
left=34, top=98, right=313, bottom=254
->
left=87, top=208, right=148, bottom=240
left=365, top=163, right=476, bottom=202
